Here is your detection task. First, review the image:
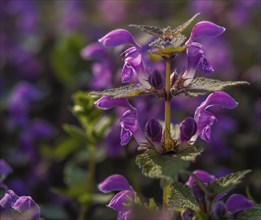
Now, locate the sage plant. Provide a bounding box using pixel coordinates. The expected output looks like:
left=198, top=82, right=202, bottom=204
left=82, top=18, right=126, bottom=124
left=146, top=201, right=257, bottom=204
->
left=87, top=14, right=259, bottom=220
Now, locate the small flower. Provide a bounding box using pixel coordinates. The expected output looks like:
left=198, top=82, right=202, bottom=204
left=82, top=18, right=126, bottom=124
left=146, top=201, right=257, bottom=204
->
left=98, top=174, right=135, bottom=220
left=95, top=96, right=145, bottom=146
left=212, top=201, right=227, bottom=219
left=99, top=29, right=143, bottom=83
left=180, top=91, right=238, bottom=144
left=182, top=21, right=225, bottom=87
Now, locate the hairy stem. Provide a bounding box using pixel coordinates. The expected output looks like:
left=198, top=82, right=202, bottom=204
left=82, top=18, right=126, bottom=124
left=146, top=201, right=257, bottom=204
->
left=164, top=56, right=172, bottom=152
left=163, top=183, right=171, bottom=207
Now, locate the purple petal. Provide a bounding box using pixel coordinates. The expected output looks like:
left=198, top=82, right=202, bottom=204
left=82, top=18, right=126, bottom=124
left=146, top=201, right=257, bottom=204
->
left=107, top=190, right=134, bottom=212
left=198, top=57, right=214, bottom=75
left=94, top=96, right=129, bottom=110
left=0, top=159, right=13, bottom=181
left=98, top=174, right=132, bottom=193
left=226, top=194, right=253, bottom=214
left=0, top=190, right=18, bottom=209
left=188, top=21, right=226, bottom=42
left=121, top=63, right=135, bottom=83
left=196, top=111, right=216, bottom=142
left=81, top=43, right=107, bottom=60
left=98, top=29, right=138, bottom=47
left=212, top=201, right=227, bottom=218
left=120, top=128, right=132, bottom=146
left=196, top=92, right=238, bottom=112
left=120, top=110, right=145, bottom=145
left=186, top=170, right=215, bottom=187
left=179, top=117, right=197, bottom=143
left=12, top=196, right=40, bottom=220
left=148, top=71, right=163, bottom=90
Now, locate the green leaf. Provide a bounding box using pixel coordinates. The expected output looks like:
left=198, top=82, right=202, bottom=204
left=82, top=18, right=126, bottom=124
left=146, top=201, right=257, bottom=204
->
left=184, top=77, right=250, bottom=97
left=89, top=83, right=148, bottom=98
left=178, top=146, right=203, bottom=162
left=78, top=193, right=113, bottom=204
left=168, top=181, right=198, bottom=211
left=63, top=124, right=87, bottom=142
left=129, top=24, right=163, bottom=37
left=208, top=170, right=251, bottom=195
left=172, top=13, right=200, bottom=37
left=136, top=149, right=191, bottom=182
left=237, top=204, right=261, bottom=220
left=63, top=162, right=87, bottom=196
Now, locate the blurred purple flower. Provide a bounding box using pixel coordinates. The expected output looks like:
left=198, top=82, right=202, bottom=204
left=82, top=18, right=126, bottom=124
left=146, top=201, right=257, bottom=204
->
left=145, top=118, right=162, bottom=143
left=97, top=0, right=127, bottom=24
left=0, top=159, right=12, bottom=182
left=182, top=21, right=225, bottom=87
left=8, top=82, right=41, bottom=127
left=81, top=43, right=113, bottom=89
left=98, top=174, right=135, bottom=220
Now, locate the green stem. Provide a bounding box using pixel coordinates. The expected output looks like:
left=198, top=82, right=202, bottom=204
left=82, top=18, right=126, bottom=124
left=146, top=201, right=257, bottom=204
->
left=164, top=57, right=172, bottom=152
left=78, top=144, right=96, bottom=220
left=163, top=183, right=171, bottom=207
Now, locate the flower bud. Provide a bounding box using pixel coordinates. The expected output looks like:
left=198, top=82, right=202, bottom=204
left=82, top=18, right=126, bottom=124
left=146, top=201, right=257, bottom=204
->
left=148, top=71, right=164, bottom=90
left=181, top=209, right=193, bottom=220
left=145, top=118, right=162, bottom=143
left=212, top=201, right=227, bottom=219
left=179, top=117, right=197, bottom=142
left=191, top=184, right=205, bottom=202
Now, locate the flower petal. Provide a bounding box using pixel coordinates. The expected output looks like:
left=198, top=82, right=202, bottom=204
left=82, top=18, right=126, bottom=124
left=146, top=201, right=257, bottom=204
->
left=0, top=190, right=18, bottom=209
left=186, top=170, right=215, bottom=187
left=98, top=174, right=132, bottom=193
left=121, top=63, right=135, bottom=83
left=12, top=196, right=40, bottom=220
left=120, top=127, right=132, bottom=146
left=81, top=43, right=107, bottom=60
left=107, top=190, right=134, bottom=212
left=226, top=194, right=253, bottom=214
left=188, top=21, right=226, bottom=42
left=95, top=96, right=129, bottom=110
left=99, top=29, right=138, bottom=47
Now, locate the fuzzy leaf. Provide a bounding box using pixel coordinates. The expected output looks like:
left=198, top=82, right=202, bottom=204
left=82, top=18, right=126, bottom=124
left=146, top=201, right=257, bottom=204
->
left=237, top=204, right=261, bottom=220
left=152, top=46, right=186, bottom=56
left=129, top=24, right=163, bottom=37
left=178, top=146, right=203, bottom=161
left=185, top=77, right=250, bottom=97
left=168, top=181, right=198, bottom=211
left=136, top=148, right=201, bottom=182
left=172, top=13, right=200, bottom=37
left=89, top=83, right=148, bottom=98
left=208, top=170, right=251, bottom=195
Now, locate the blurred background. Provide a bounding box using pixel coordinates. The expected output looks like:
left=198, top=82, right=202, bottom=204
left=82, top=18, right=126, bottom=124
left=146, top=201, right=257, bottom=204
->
left=1, top=0, right=260, bottom=219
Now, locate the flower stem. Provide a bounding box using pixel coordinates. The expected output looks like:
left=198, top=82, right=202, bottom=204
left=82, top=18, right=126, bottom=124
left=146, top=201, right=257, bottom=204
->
left=163, top=183, right=171, bottom=207
left=164, top=56, right=172, bottom=152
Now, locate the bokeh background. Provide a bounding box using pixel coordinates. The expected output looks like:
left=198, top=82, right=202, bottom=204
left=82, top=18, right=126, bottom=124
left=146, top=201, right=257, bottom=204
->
left=1, top=0, right=260, bottom=219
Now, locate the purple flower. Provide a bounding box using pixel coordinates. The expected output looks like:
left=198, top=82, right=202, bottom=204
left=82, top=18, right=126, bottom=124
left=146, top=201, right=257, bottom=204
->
left=212, top=201, right=227, bottom=218
left=180, top=92, right=238, bottom=144
left=0, top=190, right=40, bottom=220
left=179, top=117, right=197, bottom=143
left=148, top=71, right=164, bottom=90
left=99, top=29, right=144, bottom=83
left=98, top=174, right=135, bottom=220
left=0, top=159, right=12, bottom=182
left=182, top=21, right=225, bottom=87
left=8, top=82, right=41, bottom=127
left=81, top=43, right=113, bottom=89
left=225, top=194, right=253, bottom=215
left=95, top=96, right=145, bottom=146
left=186, top=170, right=215, bottom=202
